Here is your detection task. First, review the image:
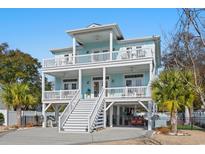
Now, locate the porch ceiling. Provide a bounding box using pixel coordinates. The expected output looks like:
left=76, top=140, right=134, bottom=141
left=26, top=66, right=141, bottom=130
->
left=74, top=30, right=116, bottom=44
left=46, top=64, right=149, bottom=78
left=106, top=64, right=149, bottom=74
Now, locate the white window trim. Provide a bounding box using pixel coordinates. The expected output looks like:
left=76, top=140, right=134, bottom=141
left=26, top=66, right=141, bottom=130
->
left=123, top=73, right=145, bottom=87
left=91, top=75, right=110, bottom=98
left=61, top=78, right=78, bottom=90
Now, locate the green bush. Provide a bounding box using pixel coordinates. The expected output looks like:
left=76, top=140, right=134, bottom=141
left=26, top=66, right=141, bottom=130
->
left=0, top=113, right=5, bottom=125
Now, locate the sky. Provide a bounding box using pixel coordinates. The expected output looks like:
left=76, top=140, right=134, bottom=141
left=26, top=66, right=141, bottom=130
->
left=0, top=9, right=179, bottom=64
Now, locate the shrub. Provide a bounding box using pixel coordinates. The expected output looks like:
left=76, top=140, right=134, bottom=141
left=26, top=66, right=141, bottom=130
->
left=155, top=127, right=170, bottom=134
left=11, top=125, right=19, bottom=129
left=26, top=122, right=34, bottom=127
left=0, top=113, right=5, bottom=125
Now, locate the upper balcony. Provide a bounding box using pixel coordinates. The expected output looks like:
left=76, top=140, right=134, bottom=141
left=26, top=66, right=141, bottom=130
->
left=43, top=47, right=153, bottom=69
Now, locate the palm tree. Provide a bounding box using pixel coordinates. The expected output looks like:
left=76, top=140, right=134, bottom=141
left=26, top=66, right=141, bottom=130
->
left=0, top=83, right=37, bottom=126
left=151, top=70, right=195, bottom=133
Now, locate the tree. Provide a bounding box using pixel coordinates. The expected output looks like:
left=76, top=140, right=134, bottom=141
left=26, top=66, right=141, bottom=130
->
left=151, top=70, right=195, bottom=133
left=0, top=113, right=5, bottom=125
left=163, top=9, right=205, bottom=107
left=0, top=42, right=9, bottom=54
left=0, top=43, right=42, bottom=107
left=0, top=83, right=37, bottom=126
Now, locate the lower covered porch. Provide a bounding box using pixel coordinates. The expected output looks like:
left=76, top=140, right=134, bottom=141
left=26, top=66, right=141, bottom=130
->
left=104, top=99, right=155, bottom=130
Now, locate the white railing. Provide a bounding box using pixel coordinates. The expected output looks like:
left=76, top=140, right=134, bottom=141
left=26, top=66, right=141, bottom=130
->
left=43, top=56, right=73, bottom=68
left=43, top=90, right=77, bottom=100
left=105, top=86, right=150, bottom=98
left=59, top=90, right=80, bottom=131
left=88, top=88, right=105, bottom=133
left=43, top=47, right=153, bottom=68
left=75, top=52, right=110, bottom=64
left=112, top=48, right=152, bottom=61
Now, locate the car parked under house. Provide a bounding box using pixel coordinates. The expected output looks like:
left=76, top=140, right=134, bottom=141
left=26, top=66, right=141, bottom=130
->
left=41, top=23, right=161, bottom=133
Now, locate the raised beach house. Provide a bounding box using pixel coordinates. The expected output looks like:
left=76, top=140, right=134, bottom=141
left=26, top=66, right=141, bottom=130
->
left=41, top=23, right=161, bottom=132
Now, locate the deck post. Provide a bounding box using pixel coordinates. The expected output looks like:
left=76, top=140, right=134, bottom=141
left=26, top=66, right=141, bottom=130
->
left=42, top=103, right=46, bottom=128
left=117, top=105, right=120, bottom=126
left=55, top=104, right=59, bottom=125
left=42, top=72, right=45, bottom=102
left=73, top=37, right=76, bottom=64
left=103, top=67, right=106, bottom=89
left=109, top=31, right=113, bottom=60
left=109, top=105, right=113, bottom=127
left=42, top=72, right=46, bottom=128
left=148, top=101, right=152, bottom=131
left=104, top=102, right=106, bottom=128
left=122, top=106, right=125, bottom=125
left=79, top=69, right=82, bottom=98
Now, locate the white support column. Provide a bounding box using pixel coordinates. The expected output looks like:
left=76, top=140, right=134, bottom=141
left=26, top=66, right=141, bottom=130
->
left=55, top=104, right=59, bottom=125
left=109, top=105, right=113, bottom=127
left=42, top=103, right=46, bottom=128
left=148, top=101, right=152, bottom=131
left=79, top=69, right=82, bottom=98
left=149, top=62, right=153, bottom=82
left=117, top=105, right=120, bottom=126
left=73, top=37, right=76, bottom=64
left=42, top=72, right=45, bottom=101
left=109, top=31, right=113, bottom=60
left=122, top=106, right=125, bottom=125
left=42, top=72, right=46, bottom=128
left=103, top=67, right=106, bottom=89
left=147, top=62, right=153, bottom=97
left=104, top=102, right=106, bottom=128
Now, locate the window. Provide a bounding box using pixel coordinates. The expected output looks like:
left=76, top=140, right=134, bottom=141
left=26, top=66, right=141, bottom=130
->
left=72, top=83, right=77, bottom=89
left=93, top=76, right=109, bottom=81
left=125, top=74, right=143, bottom=78
left=125, top=74, right=144, bottom=87
left=136, top=79, right=142, bottom=86
left=64, top=83, right=69, bottom=90
left=63, top=79, right=78, bottom=82
left=126, top=80, right=132, bottom=87
left=63, top=79, right=78, bottom=90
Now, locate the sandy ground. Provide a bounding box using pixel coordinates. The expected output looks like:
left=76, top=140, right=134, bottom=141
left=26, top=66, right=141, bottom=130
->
left=152, top=130, right=205, bottom=145
left=91, top=130, right=205, bottom=145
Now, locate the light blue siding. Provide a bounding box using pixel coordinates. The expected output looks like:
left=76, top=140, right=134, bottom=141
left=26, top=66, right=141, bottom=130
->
left=109, top=74, right=124, bottom=87
left=144, top=71, right=150, bottom=85
left=54, top=77, right=62, bottom=90
left=82, top=75, right=92, bottom=98
left=54, top=70, right=150, bottom=94
left=52, top=40, right=155, bottom=57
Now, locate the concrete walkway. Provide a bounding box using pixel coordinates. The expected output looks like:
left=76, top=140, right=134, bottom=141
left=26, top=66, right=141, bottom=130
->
left=0, top=127, right=150, bottom=145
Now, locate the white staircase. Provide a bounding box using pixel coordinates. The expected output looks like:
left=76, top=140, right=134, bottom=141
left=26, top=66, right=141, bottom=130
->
left=59, top=89, right=105, bottom=133
left=62, top=99, right=96, bottom=132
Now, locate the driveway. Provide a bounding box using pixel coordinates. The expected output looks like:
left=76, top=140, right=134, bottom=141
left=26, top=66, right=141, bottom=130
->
left=0, top=127, right=150, bottom=145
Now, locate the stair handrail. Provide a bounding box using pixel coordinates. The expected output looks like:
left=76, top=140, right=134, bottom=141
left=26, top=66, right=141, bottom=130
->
left=88, top=88, right=105, bottom=133
left=59, top=89, right=80, bottom=131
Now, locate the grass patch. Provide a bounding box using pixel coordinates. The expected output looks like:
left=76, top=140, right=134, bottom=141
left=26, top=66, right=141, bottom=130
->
left=177, top=124, right=203, bottom=130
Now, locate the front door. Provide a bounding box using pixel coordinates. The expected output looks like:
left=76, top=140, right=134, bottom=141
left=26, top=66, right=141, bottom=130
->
left=92, top=76, right=109, bottom=98
left=93, top=81, right=101, bottom=97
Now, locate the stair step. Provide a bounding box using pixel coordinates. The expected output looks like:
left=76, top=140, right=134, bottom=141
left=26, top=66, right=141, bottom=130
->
left=64, top=121, right=88, bottom=125
left=66, top=118, right=88, bottom=121
left=77, top=104, right=95, bottom=106
left=80, top=99, right=96, bottom=102
left=63, top=126, right=87, bottom=129
left=70, top=115, right=90, bottom=117
left=72, top=111, right=91, bottom=114
left=64, top=123, right=87, bottom=126
left=73, top=109, right=92, bottom=112
left=63, top=129, right=87, bottom=132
